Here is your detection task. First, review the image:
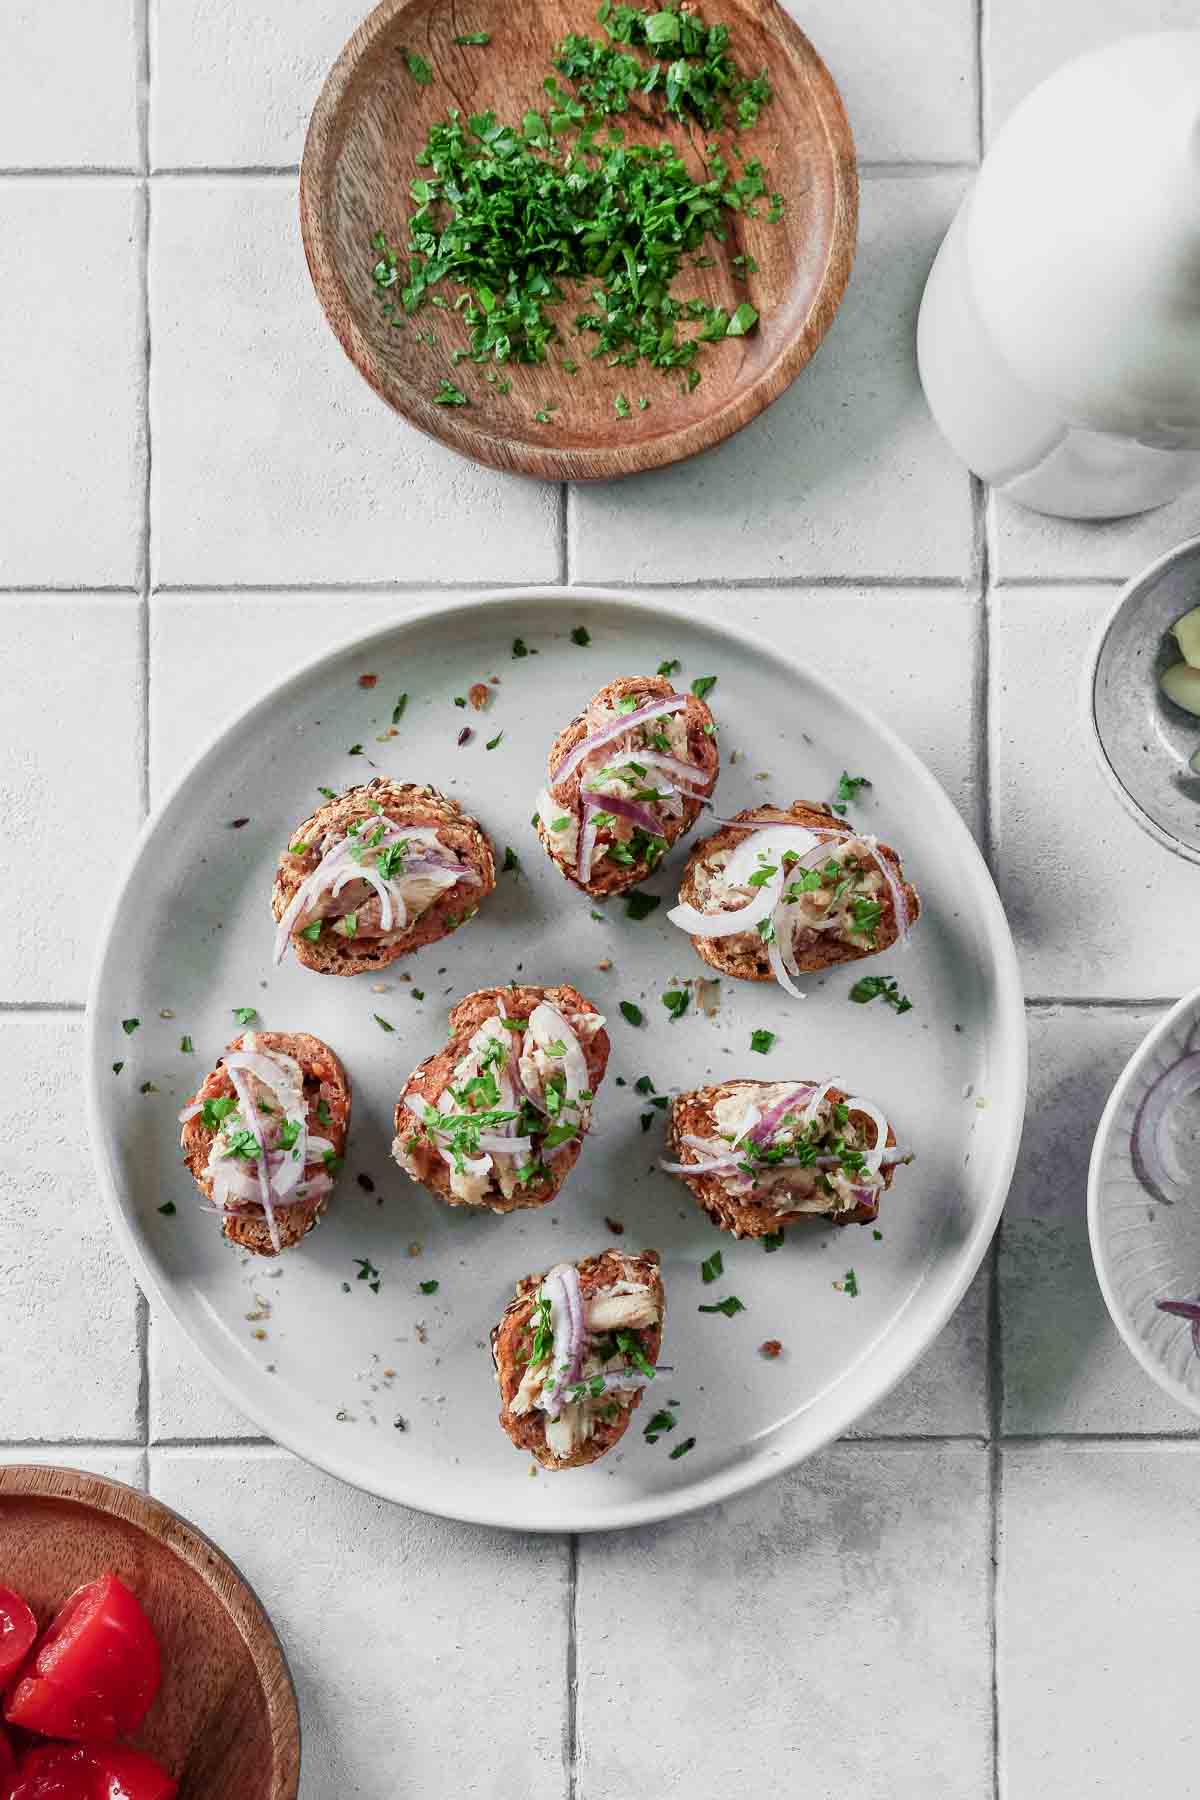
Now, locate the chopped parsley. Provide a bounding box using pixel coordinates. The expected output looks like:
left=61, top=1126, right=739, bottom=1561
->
left=625, top=890, right=661, bottom=920
left=700, top=1250, right=723, bottom=1284
left=402, top=47, right=433, bottom=84
left=657, top=658, right=680, bottom=677
left=419, top=1279, right=440, bottom=1294
left=849, top=974, right=912, bottom=1014
left=392, top=693, right=408, bottom=724
left=179, top=1035, right=193, bottom=1054
left=453, top=30, right=490, bottom=45
left=512, top=637, right=530, bottom=658
left=373, top=1014, right=394, bottom=1032
left=121, top=1018, right=140, bottom=1036
left=485, top=731, right=503, bottom=750
left=614, top=391, right=631, bottom=418
left=619, top=1000, right=644, bottom=1026
left=318, top=785, right=337, bottom=799
left=354, top=1256, right=382, bottom=1293
left=698, top=1294, right=745, bottom=1317
left=232, top=1007, right=257, bottom=1027
left=299, top=920, right=323, bottom=941
left=727, top=300, right=758, bottom=336
left=502, top=846, right=520, bottom=873
left=840, top=1268, right=860, bottom=1298
left=112, top=1061, right=124, bottom=1075
left=661, top=987, right=689, bottom=1021
left=669, top=1436, right=697, bottom=1460
left=348, top=743, right=364, bottom=756
left=749, top=1028, right=775, bottom=1054
left=317, top=1100, right=332, bottom=1126
left=433, top=380, right=469, bottom=406
left=570, top=625, right=591, bottom=646
left=763, top=1229, right=785, bottom=1252
left=831, top=771, right=871, bottom=816
left=157, top=1201, right=176, bottom=1216
left=690, top=674, right=717, bottom=699
left=643, top=1407, right=677, bottom=1442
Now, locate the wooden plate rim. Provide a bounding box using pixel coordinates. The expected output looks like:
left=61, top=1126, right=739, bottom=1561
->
left=0, top=1464, right=301, bottom=1800
left=298, top=0, right=859, bottom=480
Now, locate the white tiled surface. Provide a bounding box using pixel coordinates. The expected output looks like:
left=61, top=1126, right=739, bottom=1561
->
left=3, top=5, right=1200, bottom=1797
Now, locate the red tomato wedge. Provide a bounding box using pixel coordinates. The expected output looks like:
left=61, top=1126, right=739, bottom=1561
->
left=0, top=1718, right=16, bottom=1781
left=87, top=1745, right=177, bottom=1800
left=5, top=1742, right=93, bottom=1799
left=4, top=1576, right=160, bottom=1744
left=3, top=1742, right=177, bottom=1800
left=0, top=1589, right=38, bottom=1686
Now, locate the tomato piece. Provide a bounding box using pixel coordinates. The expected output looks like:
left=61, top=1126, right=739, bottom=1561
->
left=5, top=1743, right=93, bottom=1799
left=0, top=1590, right=38, bottom=1687
left=0, top=1719, right=16, bottom=1781
left=87, top=1745, right=177, bottom=1800
left=3, top=1576, right=159, bottom=1744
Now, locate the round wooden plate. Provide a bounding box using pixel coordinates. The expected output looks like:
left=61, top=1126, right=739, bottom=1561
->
left=300, top=0, right=857, bottom=479
left=0, top=1466, right=299, bottom=1799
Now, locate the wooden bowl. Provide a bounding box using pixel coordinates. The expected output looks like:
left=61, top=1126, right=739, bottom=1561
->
left=300, top=0, right=857, bottom=480
left=0, top=1466, right=299, bottom=1800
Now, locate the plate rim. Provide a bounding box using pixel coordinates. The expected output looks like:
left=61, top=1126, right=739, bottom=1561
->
left=1081, top=529, right=1200, bottom=869
left=86, top=584, right=1028, bottom=1532
left=0, top=1463, right=300, bottom=1797
left=298, top=0, right=859, bottom=481
left=1087, top=983, right=1200, bottom=1417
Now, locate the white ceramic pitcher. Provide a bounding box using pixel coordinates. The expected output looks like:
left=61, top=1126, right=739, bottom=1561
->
left=918, top=32, right=1200, bottom=520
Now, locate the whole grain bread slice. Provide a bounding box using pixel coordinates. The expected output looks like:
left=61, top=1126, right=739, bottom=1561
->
left=491, top=1248, right=665, bottom=1469
left=536, top=674, right=718, bottom=897
left=667, top=1079, right=898, bottom=1237
left=392, top=983, right=610, bottom=1214
left=180, top=1030, right=351, bottom=1256
left=677, top=801, right=920, bottom=980
left=271, top=778, right=495, bottom=976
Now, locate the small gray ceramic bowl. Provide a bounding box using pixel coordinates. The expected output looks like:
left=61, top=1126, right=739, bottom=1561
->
left=1084, top=533, right=1200, bottom=866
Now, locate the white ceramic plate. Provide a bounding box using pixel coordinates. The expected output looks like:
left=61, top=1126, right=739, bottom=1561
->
left=1089, top=987, right=1200, bottom=1415
left=86, top=588, right=1026, bottom=1531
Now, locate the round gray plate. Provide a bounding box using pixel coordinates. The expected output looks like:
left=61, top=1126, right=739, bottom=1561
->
left=86, top=588, right=1026, bottom=1532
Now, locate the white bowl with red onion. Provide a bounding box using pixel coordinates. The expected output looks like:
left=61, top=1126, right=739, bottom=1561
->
left=1089, top=986, right=1200, bottom=1412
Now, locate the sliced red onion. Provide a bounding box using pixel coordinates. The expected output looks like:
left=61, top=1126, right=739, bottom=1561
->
left=748, top=1085, right=818, bottom=1145
left=329, top=862, right=399, bottom=931
left=801, top=1080, right=844, bottom=1131
left=623, top=749, right=713, bottom=795
left=668, top=866, right=784, bottom=939
left=861, top=840, right=912, bottom=946
left=528, top=1004, right=590, bottom=1107
left=577, top=805, right=600, bottom=883
left=474, top=1132, right=534, bottom=1156
left=570, top=1367, right=664, bottom=1398
left=225, top=1065, right=280, bottom=1253
left=1132, top=1051, right=1200, bottom=1206
left=541, top=1265, right=586, bottom=1419
left=1155, top=1297, right=1200, bottom=1356
left=768, top=935, right=807, bottom=999
left=709, top=816, right=849, bottom=839
left=848, top=1097, right=890, bottom=1176
left=590, top=791, right=664, bottom=833
left=552, top=694, right=689, bottom=787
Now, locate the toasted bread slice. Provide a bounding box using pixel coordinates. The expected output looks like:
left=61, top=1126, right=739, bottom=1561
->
left=392, top=983, right=610, bottom=1214
left=271, top=779, right=495, bottom=976
left=666, top=1079, right=899, bottom=1237
left=180, top=1030, right=351, bottom=1256
left=677, top=801, right=919, bottom=981
left=491, top=1248, right=665, bottom=1469
left=535, top=675, right=718, bottom=897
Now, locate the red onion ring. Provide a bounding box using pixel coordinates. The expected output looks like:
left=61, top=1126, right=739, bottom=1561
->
left=1156, top=1297, right=1200, bottom=1357
left=225, top=1065, right=280, bottom=1253
left=551, top=694, right=689, bottom=787
left=1132, top=1051, right=1200, bottom=1206
left=624, top=749, right=713, bottom=795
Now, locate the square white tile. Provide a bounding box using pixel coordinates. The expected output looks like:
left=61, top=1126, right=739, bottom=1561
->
left=149, top=1313, right=260, bottom=1444
left=569, top=175, right=975, bottom=584
left=0, top=182, right=144, bottom=585
left=990, top=489, right=1200, bottom=588
left=0, top=1017, right=142, bottom=1441
left=149, top=181, right=560, bottom=587
left=999, top=1006, right=1197, bottom=1436
left=0, top=1448, right=147, bottom=1487
left=0, top=2, right=139, bottom=169
left=151, top=0, right=364, bottom=170
left=577, top=1443, right=991, bottom=1798
left=989, top=583, right=1200, bottom=998
left=1000, top=1443, right=1200, bottom=1797
left=150, top=1447, right=568, bottom=1800
left=788, top=0, right=977, bottom=163
left=0, top=595, right=143, bottom=1003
